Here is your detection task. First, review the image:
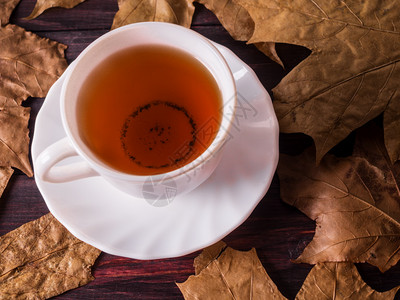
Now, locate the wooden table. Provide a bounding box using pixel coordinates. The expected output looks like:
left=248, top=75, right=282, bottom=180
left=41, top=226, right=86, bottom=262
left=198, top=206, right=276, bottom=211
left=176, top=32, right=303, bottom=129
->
left=2, top=0, right=400, bottom=298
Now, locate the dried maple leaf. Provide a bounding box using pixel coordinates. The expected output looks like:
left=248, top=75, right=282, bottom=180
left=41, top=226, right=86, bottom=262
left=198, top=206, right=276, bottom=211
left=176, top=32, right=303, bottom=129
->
left=177, top=244, right=287, bottom=300
left=0, top=213, right=101, bottom=299
left=196, top=0, right=284, bottom=67
left=0, top=24, right=67, bottom=104
left=26, top=0, right=86, bottom=20
left=0, top=96, right=32, bottom=176
left=111, top=0, right=195, bottom=30
left=296, top=262, right=400, bottom=299
left=0, top=167, right=13, bottom=198
left=0, top=0, right=21, bottom=26
left=235, top=0, right=400, bottom=163
left=278, top=125, right=400, bottom=272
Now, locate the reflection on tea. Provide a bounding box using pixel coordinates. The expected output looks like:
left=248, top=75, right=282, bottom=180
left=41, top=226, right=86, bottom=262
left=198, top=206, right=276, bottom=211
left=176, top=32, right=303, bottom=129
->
left=77, top=45, right=222, bottom=175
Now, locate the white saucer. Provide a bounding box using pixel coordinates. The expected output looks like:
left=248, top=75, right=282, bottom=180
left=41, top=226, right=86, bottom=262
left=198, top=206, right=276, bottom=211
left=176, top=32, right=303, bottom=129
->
left=31, top=42, right=279, bottom=260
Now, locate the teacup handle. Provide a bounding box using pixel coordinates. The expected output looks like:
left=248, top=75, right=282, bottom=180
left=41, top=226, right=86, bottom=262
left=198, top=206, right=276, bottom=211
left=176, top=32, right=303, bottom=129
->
left=35, top=137, right=99, bottom=183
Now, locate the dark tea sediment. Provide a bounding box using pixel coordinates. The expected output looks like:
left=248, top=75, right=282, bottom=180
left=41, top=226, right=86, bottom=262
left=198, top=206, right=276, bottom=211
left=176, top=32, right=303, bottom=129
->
left=77, top=45, right=222, bottom=175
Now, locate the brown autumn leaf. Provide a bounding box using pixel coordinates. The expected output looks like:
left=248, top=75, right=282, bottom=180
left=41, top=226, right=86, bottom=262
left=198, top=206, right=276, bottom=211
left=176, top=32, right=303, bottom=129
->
left=193, top=240, right=226, bottom=275
left=196, top=0, right=284, bottom=67
left=278, top=125, right=400, bottom=272
left=26, top=0, right=86, bottom=20
left=235, top=0, right=400, bottom=163
left=0, top=213, right=101, bottom=299
left=111, top=0, right=195, bottom=30
left=0, top=167, right=13, bottom=198
left=177, top=245, right=287, bottom=300
left=0, top=2, right=67, bottom=179
left=296, top=262, right=400, bottom=299
left=0, top=24, right=67, bottom=104
left=0, top=0, right=21, bottom=26
left=0, top=97, right=32, bottom=176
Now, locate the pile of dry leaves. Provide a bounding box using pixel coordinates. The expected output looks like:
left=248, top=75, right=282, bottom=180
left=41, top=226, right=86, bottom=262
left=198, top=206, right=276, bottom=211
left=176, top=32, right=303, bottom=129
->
left=1, top=0, right=400, bottom=299
left=0, top=0, right=67, bottom=196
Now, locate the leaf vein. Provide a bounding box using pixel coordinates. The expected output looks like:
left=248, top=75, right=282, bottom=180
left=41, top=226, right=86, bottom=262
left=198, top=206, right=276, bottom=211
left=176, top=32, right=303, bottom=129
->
left=303, top=234, right=400, bottom=260
left=319, top=73, right=364, bottom=155
left=165, top=0, right=179, bottom=23
left=340, top=0, right=363, bottom=25
left=215, top=262, right=237, bottom=299
left=308, top=0, right=329, bottom=18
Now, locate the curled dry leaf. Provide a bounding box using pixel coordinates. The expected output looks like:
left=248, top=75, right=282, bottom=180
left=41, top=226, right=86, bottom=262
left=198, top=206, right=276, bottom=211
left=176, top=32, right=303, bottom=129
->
left=177, top=244, right=287, bottom=300
left=0, top=24, right=68, bottom=104
left=196, top=0, right=284, bottom=67
left=26, top=0, right=86, bottom=20
left=296, top=262, right=400, bottom=299
left=0, top=0, right=21, bottom=26
left=111, top=0, right=195, bottom=30
left=235, top=0, right=400, bottom=163
left=0, top=97, right=32, bottom=176
left=0, top=213, right=101, bottom=299
left=278, top=125, right=400, bottom=272
left=0, top=167, right=13, bottom=198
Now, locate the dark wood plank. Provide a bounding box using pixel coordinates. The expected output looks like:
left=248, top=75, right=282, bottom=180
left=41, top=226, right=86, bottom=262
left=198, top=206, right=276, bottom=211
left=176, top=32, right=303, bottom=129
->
left=1, top=0, right=399, bottom=299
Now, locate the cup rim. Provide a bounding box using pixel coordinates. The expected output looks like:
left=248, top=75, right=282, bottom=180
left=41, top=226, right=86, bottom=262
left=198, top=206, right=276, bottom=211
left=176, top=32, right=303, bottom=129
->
left=61, top=22, right=236, bottom=183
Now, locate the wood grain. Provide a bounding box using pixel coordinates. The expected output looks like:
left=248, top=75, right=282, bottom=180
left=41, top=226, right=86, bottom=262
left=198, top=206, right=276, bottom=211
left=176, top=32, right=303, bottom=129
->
left=1, top=0, right=399, bottom=299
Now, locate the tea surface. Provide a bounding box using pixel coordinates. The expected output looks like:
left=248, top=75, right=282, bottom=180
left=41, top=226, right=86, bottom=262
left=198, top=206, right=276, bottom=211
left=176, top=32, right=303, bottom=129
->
left=77, top=45, right=222, bottom=175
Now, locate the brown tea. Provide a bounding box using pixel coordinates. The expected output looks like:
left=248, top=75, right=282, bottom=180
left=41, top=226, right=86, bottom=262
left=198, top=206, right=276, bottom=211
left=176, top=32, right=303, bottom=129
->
left=77, top=45, right=222, bottom=175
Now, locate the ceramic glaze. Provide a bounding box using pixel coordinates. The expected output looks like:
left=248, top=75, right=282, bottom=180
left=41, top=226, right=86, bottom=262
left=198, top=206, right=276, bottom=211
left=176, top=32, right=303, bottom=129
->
left=32, top=41, right=279, bottom=259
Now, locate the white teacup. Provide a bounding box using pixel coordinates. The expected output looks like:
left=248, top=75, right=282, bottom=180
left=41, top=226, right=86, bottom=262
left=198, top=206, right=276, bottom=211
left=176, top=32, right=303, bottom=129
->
left=35, top=22, right=236, bottom=200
